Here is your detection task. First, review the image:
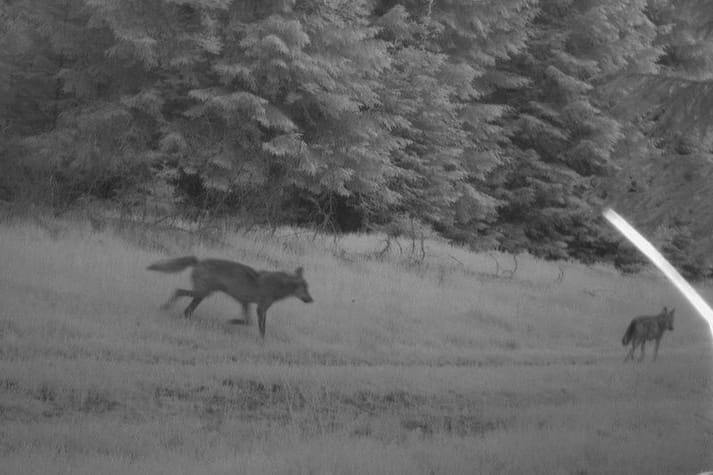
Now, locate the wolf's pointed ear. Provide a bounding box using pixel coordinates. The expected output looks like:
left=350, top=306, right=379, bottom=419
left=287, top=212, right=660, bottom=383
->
left=295, top=267, right=304, bottom=277
left=662, top=306, right=667, bottom=313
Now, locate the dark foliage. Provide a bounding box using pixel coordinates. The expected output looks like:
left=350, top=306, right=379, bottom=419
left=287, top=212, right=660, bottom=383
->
left=2, top=0, right=712, bottom=275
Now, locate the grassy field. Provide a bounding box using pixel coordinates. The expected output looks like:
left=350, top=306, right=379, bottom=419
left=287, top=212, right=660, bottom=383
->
left=1, top=214, right=712, bottom=474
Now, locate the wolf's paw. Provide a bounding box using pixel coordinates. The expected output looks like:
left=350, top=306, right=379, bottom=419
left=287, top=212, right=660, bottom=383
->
left=227, top=318, right=251, bottom=325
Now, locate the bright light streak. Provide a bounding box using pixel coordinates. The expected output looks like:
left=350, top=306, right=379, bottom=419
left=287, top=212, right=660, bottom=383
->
left=603, top=208, right=713, bottom=338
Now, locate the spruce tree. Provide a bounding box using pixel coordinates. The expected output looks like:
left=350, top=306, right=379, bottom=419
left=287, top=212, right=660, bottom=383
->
left=483, top=0, right=661, bottom=260
left=602, top=0, right=713, bottom=276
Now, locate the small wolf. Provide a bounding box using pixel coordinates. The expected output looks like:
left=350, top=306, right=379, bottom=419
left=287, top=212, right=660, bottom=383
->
left=147, top=256, right=313, bottom=338
left=622, top=306, right=675, bottom=362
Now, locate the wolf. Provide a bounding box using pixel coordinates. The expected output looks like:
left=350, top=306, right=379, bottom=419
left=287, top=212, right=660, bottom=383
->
left=621, top=306, right=675, bottom=362
left=147, top=256, right=313, bottom=338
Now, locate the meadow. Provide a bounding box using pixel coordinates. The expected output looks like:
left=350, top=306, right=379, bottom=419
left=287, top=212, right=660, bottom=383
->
left=0, top=213, right=712, bottom=474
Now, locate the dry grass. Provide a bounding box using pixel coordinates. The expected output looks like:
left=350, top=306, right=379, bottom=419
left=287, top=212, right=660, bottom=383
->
left=0, top=215, right=712, bottom=474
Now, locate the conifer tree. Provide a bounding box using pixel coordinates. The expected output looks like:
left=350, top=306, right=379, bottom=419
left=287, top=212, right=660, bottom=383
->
left=0, top=0, right=119, bottom=202
left=372, top=0, right=538, bottom=233
left=603, top=0, right=713, bottom=275
left=4, top=0, right=712, bottom=272
left=483, top=0, right=661, bottom=260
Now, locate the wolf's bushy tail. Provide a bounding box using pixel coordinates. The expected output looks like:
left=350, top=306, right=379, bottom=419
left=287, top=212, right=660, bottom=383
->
left=147, top=256, right=199, bottom=273
left=622, top=321, right=635, bottom=345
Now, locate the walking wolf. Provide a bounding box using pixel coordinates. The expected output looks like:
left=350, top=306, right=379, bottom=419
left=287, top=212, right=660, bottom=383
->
left=622, top=306, right=675, bottom=362
left=147, top=256, right=313, bottom=338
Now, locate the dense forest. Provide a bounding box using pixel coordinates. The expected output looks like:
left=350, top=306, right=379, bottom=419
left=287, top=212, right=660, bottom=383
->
left=3, top=0, right=713, bottom=276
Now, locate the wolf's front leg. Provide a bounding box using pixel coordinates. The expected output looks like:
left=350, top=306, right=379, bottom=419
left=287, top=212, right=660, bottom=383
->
left=624, top=345, right=634, bottom=362
left=241, top=301, right=252, bottom=325
left=652, top=338, right=661, bottom=361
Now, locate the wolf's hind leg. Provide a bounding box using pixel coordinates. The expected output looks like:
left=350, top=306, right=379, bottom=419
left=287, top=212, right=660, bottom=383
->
left=161, top=288, right=194, bottom=310
left=183, top=296, right=204, bottom=318
left=226, top=302, right=252, bottom=325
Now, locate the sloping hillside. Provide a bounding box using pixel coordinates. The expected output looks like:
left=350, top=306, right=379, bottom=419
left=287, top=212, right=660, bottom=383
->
left=1, top=217, right=711, bottom=474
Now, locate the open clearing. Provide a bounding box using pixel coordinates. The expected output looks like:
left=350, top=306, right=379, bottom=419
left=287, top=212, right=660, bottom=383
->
left=1, top=216, right=712, bottom=474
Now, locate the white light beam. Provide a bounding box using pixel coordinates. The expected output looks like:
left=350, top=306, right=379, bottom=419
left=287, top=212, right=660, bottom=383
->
left=603, top=208, right=713, bottom=338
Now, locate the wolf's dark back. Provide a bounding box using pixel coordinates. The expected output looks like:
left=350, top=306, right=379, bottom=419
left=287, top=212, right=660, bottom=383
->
left=199, top=259, right=260, bottom=280
left=190, top=259, right=262, bottom=301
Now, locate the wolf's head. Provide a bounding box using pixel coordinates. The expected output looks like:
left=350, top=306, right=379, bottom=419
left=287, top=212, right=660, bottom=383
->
left=292, top=267, right=313, bottom=303
left=660, top=306, right=675, bottom=330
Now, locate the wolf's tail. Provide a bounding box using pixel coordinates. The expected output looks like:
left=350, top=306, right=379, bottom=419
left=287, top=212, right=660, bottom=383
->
left=622, top=321, right=635, bottom=346
left=147, top=256, right=199, bottom=273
